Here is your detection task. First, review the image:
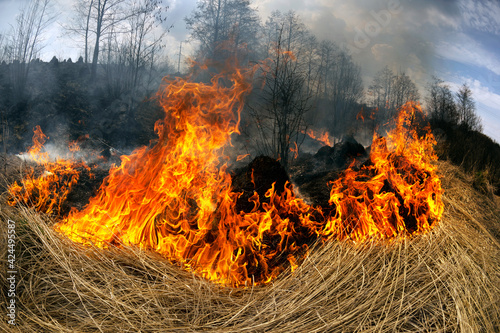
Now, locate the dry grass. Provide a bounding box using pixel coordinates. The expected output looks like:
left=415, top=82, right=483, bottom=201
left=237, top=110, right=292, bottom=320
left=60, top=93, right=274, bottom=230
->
left=1, top=161, right=499, bottom=332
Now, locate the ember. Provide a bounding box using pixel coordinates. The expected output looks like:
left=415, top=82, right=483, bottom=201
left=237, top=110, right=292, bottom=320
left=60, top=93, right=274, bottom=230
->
left=9, top=67, right=443, bottom=287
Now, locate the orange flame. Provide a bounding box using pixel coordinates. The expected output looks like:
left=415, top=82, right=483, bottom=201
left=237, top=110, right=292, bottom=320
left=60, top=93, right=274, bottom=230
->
left=304, top=129, right=332, bottom=146
left=68, top=141, right=80, bottom=152
left=356, top=110, right=364, bottom=121
left=290, top=142, right=298, bottom=159
left=357, top=108, right=377, bottom=122
left=54, top=66, right=325, bottom=286
left=10, top=66, right=443, bottom=287
left=236, top=154, right=250, bottom=161
left=323, top=102, right=443, bottom=241
left=28, top=125, right=49, bottom=162
left=56, top=66, right=293, bottom=286
left=7, top=126, right=91, bottom=215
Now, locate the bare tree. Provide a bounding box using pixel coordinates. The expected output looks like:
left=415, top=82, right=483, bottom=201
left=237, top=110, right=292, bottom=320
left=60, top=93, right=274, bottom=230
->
left=391, top=71, right=419, bottom=112
left=368, top=66, right=393, bottom=112
left=0, top=33, right=8, bottom=63
left=102, top=0, right=169, bottom=97
left=314, top=40, right=363, bottom=135
left=83, top=0, right=94, bottom=63
left=262, top=11, right=310, bottom=60
left=331, top=50, right=363, bottom=126
left=426, top=76, right=443, bottom=119
left=456, top=83, right=482, bottom=132
left=249, top=26, right=311, bottom=170
left=185, top=0, right=260, bottom=63
left=90, top=0, right=121, bottom=79
left=0, top=0, right=53, bottom=154
left=368, top=67, right=419, bottom=122
left=261, top=10, right=282, bottom=59
left=126, top=0, right=168, bottom=89
left=66, top=0, right=93, bottom=63
left=66, top=0, right=95, bottom=64
left=7, top=0, right=54, bottom=101
left=69, top=0, right=166, bottom=81
left=316, top=40, right=337, bottom=99
left=302, top=33, right=318, bottom=97
left=262, top=11, right=323, bottom=108
left=426, top=77, right=458, bottom=124
left=257, top=11, right=363, bottom=144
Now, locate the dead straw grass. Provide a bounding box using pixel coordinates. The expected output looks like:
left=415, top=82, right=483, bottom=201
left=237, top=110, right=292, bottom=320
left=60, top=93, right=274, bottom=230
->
left=1, top=161, right=499, bottom=332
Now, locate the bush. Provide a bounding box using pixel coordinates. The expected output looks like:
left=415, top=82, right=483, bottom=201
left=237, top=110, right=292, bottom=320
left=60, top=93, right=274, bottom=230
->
left=432, top=119, right=500, bottom=196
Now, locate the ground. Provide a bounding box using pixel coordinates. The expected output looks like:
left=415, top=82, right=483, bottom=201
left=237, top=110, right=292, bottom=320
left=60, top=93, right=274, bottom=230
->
left=0, top=158, right=499, bottom=332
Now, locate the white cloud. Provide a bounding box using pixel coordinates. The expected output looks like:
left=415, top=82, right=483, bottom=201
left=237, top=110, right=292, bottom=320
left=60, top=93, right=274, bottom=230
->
left=435, top=33, right=500, bottom=76
left=459, top=0, right=500, bottom=35
left=424, top=6, right=460, bottom=30
left=467, top=79, right=500, bottom=111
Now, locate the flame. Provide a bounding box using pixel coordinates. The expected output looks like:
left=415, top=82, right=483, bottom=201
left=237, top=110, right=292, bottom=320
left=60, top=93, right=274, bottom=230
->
left=356, top=110, right=364, bottom=121
left=236, top=154, right=250, bottom=161
left=53, top=66, right=327, bottom=286
left=323, top=102, right=443, bottom=241
left=357, top=108, right=377, bottom=122
left=9, top=65, right=443, bottom=287
left=68, top=140, right=81, bottom=152
left=28, top=125, right=49, bottom=161
left=290, top=142, right=299, bottom=159
left=7, top=126, right=91, bottom=215
left=304, top=129, right=333, bottom=146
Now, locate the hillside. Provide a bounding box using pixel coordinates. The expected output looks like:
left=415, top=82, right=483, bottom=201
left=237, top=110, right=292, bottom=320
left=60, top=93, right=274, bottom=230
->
left=432, top=120, right=500, bottom=196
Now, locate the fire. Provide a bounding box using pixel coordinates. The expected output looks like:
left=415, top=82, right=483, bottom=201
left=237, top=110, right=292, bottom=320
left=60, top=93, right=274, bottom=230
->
left=52, top=66, right=324, bottom=286
left=290, top=142, right=299, bottom=159
left=7, top=126, right=91, bottom=215
left=304, top=128, right=333, bottom=146
left=236, top=153, right=250, bottom=161
left=356, top=108, right=377, bottom=121
left=323, top=102, right=443, bottom=241
left=8, top=65, right=443, bottom=287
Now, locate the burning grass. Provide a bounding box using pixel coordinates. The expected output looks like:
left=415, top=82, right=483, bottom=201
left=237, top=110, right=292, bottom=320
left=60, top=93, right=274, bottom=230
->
left=6, top=66, right=444, bottom=287
left=1, top=161, right=499, bottom=332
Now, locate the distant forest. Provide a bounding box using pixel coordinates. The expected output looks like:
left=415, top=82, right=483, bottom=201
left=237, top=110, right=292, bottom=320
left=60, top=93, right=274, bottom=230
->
left=0, top=0, right=498, bottom=192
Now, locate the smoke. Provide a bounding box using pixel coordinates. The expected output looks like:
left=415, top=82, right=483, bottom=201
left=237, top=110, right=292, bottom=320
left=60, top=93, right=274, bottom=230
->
left=252, top=0, right=461, bottom=92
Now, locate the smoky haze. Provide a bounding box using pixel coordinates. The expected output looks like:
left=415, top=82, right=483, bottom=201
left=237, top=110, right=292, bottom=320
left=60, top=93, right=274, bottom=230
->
left=0, top=0, right=499, bottom=161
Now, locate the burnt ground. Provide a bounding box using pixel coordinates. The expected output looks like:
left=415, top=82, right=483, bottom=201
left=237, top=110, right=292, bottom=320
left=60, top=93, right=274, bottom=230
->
left=59, top=167, right=108, bottom=216
left=229, top=135, right=368, bottom=209
left=287, top=135, right=368, bottom=206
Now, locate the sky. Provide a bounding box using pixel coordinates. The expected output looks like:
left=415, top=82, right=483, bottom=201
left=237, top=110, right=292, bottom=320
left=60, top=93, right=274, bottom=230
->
left=0, top=0, right=499, bottom=143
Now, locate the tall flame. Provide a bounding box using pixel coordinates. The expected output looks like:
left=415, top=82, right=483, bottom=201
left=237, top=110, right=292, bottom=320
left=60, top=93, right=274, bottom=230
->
left=54, top=66, right=324, bottom=286
left=9, top=66, right=443, bottom=287
left=323, top=102, right=443, bottom=241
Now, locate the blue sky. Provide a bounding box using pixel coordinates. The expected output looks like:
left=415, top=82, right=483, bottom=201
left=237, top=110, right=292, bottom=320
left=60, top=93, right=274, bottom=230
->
left=431, top=1, right=500, bottom=142
left=1, top=0, right=499, bottom=142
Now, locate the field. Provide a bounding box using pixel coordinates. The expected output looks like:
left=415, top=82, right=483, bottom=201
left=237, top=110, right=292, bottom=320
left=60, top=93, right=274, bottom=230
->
left=1, top=160, right=499, bottom=332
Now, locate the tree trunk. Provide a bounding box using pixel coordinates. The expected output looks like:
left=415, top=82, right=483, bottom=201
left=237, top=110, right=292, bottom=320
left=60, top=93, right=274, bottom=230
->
left=85, top=0, right=94, bottom=63
left=212, top=0, right=222, bottom=59
left=91, top=0, right=107, bottom=80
